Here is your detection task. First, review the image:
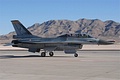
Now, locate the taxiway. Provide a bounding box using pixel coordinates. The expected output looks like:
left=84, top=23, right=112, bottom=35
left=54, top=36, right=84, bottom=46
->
left=0, top=50, right=120, bottom=80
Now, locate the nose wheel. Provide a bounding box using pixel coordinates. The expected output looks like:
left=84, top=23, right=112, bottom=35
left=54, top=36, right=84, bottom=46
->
left=74, top=53, right=78, bottom=57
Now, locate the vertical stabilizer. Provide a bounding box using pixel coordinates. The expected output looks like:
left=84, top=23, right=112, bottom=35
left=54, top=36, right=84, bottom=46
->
left=11, top=20, right=32, bottom=36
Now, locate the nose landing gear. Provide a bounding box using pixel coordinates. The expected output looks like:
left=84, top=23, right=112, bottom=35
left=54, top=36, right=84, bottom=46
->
left=74, top=53, right=78, bottom=57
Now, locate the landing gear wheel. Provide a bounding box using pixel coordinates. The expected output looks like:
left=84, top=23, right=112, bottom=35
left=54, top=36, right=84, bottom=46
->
left=49, top=52, right=54, bottom=57
left=41, top=52, right=46, bottom=57
left=74, top=53, right=78, bottom=57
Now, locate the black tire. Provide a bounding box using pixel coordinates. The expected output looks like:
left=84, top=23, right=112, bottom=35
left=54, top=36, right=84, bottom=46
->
left=49, top=52, right=54, bottom=57
left=74, top=53, right=78, bottom=57
left=41, top=52, right=46, bottom=57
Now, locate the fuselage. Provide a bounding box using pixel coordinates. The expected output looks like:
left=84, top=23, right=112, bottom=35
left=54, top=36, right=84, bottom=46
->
left=12, top=33, right=109, bottom=51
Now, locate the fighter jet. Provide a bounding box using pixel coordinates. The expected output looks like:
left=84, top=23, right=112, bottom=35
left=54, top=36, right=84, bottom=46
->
left=11, top=20, right=115, bottom=57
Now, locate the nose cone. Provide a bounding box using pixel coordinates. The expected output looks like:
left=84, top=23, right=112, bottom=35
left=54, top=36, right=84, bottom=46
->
left=98, top=40, right=115, bottom=45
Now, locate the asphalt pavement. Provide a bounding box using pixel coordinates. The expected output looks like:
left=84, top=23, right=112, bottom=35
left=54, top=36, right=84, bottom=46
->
left=0, top=50, right=120, bottom=80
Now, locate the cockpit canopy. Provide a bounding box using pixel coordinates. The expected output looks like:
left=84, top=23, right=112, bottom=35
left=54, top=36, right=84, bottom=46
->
left=59, top=33, right=93, bottom=38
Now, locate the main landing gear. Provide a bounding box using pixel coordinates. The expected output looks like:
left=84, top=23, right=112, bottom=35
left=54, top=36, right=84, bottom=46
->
left=41, top=52, right=54, bottom=57
left=49, top=52, right=54, bottom=57
left=41, top=52, right=46, bottom=57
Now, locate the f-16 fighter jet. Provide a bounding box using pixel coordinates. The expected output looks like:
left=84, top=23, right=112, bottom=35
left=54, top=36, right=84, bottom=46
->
left=11, top=20, right=115, bottom=57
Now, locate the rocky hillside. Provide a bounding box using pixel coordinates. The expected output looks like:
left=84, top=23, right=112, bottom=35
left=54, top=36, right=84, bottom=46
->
left=28, top=19, right=120, bottom=37
left=0, top=18, right=120, bottom=43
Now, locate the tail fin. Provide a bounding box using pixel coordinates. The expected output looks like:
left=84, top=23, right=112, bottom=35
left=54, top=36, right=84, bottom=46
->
left=11, top=20, right=32, bottom=36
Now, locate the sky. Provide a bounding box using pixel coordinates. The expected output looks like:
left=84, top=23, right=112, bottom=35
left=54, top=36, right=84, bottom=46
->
left=0, top=0, right=120, bottom=35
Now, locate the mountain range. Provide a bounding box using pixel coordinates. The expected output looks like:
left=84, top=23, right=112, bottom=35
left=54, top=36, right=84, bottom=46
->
left=0, top=18, right=120, bottom=43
